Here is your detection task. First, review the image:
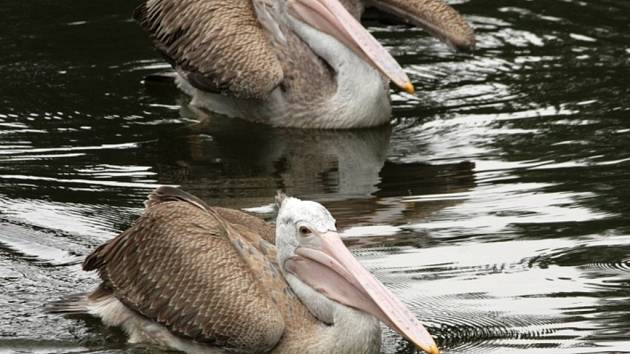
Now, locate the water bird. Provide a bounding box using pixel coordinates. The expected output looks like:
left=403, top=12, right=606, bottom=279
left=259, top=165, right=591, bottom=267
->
left=135, top=0, right=474, bottom=128
left=50, top=186, right=440, bottom=353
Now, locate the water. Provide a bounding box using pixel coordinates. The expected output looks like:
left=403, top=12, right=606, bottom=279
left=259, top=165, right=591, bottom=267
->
left=1, top=0, right=629, bottom=353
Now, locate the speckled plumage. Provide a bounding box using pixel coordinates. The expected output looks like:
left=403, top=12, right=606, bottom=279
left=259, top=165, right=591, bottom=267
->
left=58, top=187, right=403, bottom=353
left=134, top=0, right=475, bottom=128
left=83, top=187, right=328, bottom=352
left=134, top=0, right=283, bottom=99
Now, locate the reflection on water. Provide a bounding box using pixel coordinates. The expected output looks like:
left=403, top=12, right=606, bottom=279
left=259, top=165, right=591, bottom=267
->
left=1, top=0, right=630, bottom=353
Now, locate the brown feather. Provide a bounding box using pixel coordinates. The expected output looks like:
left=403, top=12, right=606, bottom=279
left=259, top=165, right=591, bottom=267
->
left=84, top=202, right=284, bottom=351
left=134, top=0, right=283, bottom=99
left=214, top=207, right=276, bottom=244
left=83, top=187, right=322, bottom=353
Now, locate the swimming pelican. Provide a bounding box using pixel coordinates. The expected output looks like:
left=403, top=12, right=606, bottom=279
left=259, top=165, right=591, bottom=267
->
left=51, top=186, right=440, bottom=353
left=135, top=0, right=474, bottom=128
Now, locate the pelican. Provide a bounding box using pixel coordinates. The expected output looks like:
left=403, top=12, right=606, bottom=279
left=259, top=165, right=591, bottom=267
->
left=135, top=0, right=474, bottom=128
left=51, top=186, right=440, bottom=353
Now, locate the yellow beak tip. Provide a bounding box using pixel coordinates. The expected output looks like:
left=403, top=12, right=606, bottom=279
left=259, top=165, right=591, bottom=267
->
left=403, top=82, right=415, bottom=94
left=418, top=344, right=440, bottom=354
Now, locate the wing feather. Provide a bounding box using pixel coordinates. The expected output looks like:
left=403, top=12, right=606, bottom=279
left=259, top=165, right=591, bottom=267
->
left=84, top=188, right=285, bottom=352
left=134, top=0, right=283, bottom=99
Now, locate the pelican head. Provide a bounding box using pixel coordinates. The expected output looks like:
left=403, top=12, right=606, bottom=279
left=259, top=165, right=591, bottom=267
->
left=275, top=196, right=439, bottom=354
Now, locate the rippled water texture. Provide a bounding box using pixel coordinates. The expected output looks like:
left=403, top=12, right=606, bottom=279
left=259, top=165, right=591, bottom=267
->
left=1, top=0, right=630, bottom=353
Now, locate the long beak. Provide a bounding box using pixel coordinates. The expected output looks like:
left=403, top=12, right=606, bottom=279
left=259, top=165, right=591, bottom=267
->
left=285, top=231, right=439, bottom=354
left=288, top=0, right=415, bottom=94
left=368, top=0, right=475, bottom=51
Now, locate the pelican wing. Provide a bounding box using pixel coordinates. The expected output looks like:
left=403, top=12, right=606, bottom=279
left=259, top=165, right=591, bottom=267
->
left=134, top=0, right=283, bottom=99
left=146, top=186, right=276, bottom=244
left=84, top=187, right=285, bottom=352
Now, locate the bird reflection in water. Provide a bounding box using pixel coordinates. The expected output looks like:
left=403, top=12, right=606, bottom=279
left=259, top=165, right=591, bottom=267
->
left=151, top=108, right=475, bottom=237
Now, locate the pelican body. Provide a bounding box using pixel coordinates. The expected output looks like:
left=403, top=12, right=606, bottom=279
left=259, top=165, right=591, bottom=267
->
left=135, top=0, right=474, bottom=128
left=51, top=187, right=439, bottom=353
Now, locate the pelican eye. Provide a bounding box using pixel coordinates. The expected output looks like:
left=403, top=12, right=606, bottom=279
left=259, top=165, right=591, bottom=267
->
left=299, top=226, right=312, bottom=236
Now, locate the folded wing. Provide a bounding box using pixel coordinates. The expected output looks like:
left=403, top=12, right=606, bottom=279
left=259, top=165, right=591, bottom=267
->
left=134, top=0, right=283, bottom=99
left=84, top=187, right=285, bottom=352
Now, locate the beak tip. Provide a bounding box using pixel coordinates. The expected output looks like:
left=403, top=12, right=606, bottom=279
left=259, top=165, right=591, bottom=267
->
left=403, top=82, right=415, bottom=94
left=424, top=344, right=440, bottom=354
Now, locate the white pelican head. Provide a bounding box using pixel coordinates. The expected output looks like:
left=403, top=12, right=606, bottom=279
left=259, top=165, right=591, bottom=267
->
left=275, top=195, right=439, bottom=354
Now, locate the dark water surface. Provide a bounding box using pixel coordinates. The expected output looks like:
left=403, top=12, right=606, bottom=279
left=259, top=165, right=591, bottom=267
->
left=1, top=0, right=630, bottom=353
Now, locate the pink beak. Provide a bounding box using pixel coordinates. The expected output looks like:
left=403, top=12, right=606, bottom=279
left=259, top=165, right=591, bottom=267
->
left=285, top=231, right=439, bottom=354
left=288, top=0, right=415, bottom=94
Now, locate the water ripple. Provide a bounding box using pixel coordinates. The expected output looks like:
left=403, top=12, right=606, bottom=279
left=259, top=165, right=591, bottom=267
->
left=1, top=0, right=630, bottom=353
